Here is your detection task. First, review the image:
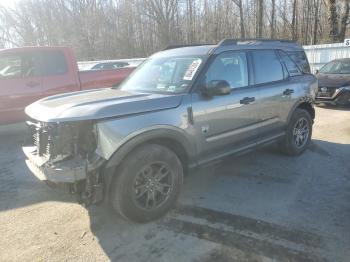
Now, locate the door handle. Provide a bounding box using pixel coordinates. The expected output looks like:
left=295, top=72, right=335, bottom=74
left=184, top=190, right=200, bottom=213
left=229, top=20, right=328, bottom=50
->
left=26, top=81, right=40, bottom=88
left=240, top=97, right=255, bottom=105
left=283, top=89, right=294, bottom=95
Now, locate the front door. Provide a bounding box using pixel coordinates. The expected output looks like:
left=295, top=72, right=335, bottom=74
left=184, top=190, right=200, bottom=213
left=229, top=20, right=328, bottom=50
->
left=191, top=51, right=261, bottom=163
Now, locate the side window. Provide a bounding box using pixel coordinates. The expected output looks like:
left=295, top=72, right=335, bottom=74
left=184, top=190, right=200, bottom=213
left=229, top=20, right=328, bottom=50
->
left=0, top=53, right=40, bottom=78
left=251, top=50, right=284, bottom=85
left=205, top=51, right=248, bottom=89
left=0, top=55, right=22, bottom=78
left=22, top=53, right=41, bottom=77
left=279, top=51, right=302, bottom=76
left=35, top=51, right=68, bottom=76
left=286, top=51, right=311, bottom=73
left=118, top=62, right=129, bottom=68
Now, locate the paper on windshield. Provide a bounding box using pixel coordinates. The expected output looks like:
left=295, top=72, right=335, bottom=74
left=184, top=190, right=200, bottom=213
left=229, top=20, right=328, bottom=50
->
left=183, top=59, right=202, bottom=80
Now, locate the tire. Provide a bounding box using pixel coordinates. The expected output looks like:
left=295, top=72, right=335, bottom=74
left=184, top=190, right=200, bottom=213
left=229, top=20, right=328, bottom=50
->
left=335, top=92, right=350, bottom=106
left=280, top=108, right=313, bottom=156
left=110, top=144, right=183, bottom=222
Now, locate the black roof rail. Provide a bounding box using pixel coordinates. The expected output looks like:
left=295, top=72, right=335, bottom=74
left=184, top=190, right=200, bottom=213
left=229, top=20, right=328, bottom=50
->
left=208, top=38, right=302, bottom=54
left=217, top=38, right=297, bottom=47
left=163, top=44, right=214, bottom=51
left=163, top=39, right=297, bottom=51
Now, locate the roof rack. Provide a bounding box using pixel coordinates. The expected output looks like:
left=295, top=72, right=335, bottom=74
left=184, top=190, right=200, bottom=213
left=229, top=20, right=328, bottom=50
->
left=217, top=38, right=296, bottom=47
left=161, top=38, right=301, bottom=54
left=208, top=38, right=301, bottom=54
left=163, top=44, right=213, bottom=51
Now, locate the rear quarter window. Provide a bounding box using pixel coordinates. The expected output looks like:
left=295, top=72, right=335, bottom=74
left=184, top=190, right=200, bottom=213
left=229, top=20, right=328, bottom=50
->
left=286, top=51, right=310, bottom=74
left=278, top=51, right=302, bottom=76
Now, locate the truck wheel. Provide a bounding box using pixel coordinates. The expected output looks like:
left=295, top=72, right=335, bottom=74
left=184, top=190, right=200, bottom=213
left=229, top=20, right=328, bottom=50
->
left=110, top=144, right=183, bottom=222
left=280, top=109, right=313, bottom=156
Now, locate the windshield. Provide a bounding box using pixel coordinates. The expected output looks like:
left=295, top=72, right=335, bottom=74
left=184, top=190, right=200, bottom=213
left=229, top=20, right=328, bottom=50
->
left=119, top=55, right=206, bottom=93
left=319, top=60, right=350, bottom=74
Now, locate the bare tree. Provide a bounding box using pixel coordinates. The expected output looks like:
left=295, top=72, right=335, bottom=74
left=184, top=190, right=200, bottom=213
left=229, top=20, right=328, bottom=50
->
left=312, top=0, right=320, bottom=44
left=327, top=0, right=339, bottom=42
left=140, top=0, right=179, bottom=48
left=291, top=0, right=298, bottom=40
left=232, top=0, right=245, bottom=38
left=256, top=0, right=263, bottom=37
left=339, top=0, right=350, bottom=41
left=270, top=0, right=276, bottom=38
left=326, top=0, right=350, bottom=42
left=0, top=0, right=348, bottom=60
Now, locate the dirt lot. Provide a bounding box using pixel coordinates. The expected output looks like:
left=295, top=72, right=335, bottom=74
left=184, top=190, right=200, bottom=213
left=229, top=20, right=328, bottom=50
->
left=0, top=106, right=349, bottom=262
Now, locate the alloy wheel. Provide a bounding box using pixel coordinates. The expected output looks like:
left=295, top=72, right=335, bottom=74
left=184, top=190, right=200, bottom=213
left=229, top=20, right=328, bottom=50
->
left=293, top=117, right=310, bottom=149
left=132, top=162, right=174, bottom=210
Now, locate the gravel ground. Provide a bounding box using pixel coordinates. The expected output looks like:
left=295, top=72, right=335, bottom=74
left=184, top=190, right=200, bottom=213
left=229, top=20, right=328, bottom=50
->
left=0, top=106, right=349, bottom=262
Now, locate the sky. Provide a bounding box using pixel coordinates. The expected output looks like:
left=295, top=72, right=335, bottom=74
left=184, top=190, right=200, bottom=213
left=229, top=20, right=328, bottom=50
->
left=0, top=0, right=17, bottom=8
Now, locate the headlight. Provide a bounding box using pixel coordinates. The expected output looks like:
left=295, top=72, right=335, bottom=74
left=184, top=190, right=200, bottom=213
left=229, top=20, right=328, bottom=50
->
left=52, top=122, right=97, bottom=160
left=78, top=122, right=98, bottom=157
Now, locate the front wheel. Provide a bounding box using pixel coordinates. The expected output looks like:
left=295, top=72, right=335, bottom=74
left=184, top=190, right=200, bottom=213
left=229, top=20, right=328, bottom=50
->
left=280, top=109, right=313, bottom=156
left=110, top=144, right=183, bottom=222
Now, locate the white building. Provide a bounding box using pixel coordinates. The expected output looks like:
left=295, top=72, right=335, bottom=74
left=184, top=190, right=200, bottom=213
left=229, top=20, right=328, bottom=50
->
left=304, top=42, right=350, bottom=72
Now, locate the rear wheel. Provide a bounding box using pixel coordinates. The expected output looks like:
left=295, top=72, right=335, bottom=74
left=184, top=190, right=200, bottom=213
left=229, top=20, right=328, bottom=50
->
left=280, top=109, right=312, bottom=156
left=110, top=144, right=183, bottom=222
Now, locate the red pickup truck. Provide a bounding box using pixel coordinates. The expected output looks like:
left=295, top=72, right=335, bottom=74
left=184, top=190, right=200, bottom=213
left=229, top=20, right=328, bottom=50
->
left=0, top=46, right=134, bottom=124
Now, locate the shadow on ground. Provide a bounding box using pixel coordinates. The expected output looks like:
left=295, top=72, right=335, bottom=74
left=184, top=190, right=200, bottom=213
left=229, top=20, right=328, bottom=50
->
left=86, top=139, right=350, bottom=262
left=0, top=130, right=75, bottom=212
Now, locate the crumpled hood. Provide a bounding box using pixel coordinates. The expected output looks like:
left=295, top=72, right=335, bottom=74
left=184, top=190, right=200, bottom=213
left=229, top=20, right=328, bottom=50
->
left=317, top=73, right=350, bottom=88
left=25, top=88, right=183, bottom=122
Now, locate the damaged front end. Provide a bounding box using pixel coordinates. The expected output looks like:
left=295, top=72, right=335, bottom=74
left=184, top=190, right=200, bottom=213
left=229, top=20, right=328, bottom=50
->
left=23, top=120, right=105, bottom=205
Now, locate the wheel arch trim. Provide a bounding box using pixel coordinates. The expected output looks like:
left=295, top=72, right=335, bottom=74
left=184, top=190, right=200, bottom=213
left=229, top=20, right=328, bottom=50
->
left=287, top=97, right=315, bottom=123
left=101, top=125, right=196, bottom=200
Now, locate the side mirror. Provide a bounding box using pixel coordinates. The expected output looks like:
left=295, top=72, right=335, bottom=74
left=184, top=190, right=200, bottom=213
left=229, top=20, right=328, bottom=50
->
left=315, top=69, right=319, bottom=74
left=202, top=80, right=231, bottom=96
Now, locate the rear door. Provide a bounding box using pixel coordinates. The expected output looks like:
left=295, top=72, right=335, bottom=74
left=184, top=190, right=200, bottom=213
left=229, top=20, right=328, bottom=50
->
left=0, top=52, right=43, bottom=124
left=250, top=50, right=302, bottom=140
left=35, top=49, right=79, bottom=97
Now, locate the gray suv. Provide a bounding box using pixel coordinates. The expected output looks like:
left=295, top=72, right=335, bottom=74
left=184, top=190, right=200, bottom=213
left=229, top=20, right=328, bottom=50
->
left=23, top=39, right=317, bottom=222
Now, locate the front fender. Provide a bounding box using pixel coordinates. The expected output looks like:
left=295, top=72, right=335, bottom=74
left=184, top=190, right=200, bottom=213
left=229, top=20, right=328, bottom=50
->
left=103, top=125, right=196, bottom=170
left=100, top=126, right=196, bottom=202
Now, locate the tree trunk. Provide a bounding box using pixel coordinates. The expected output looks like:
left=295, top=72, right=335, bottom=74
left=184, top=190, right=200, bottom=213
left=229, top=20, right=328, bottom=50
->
left=256, top=0, right=263, bottom=38
left=238, top=0, right=245, bottom=38
left=232, top=0, right=245, bottom=38
left=270, top=0, right=275, bottom=38
left=313, top=0, right=320, bottom=44
left=327, top=0, right=339, bottom=42
left=187, top=0, right=194, bottom=43
left=292, top=0, right=298, bottom=40
left=304, top=0, right=311, bottom=44
left=282, top=0, right=287, bottom=38
left=339, top=0, right=350, bottom=42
